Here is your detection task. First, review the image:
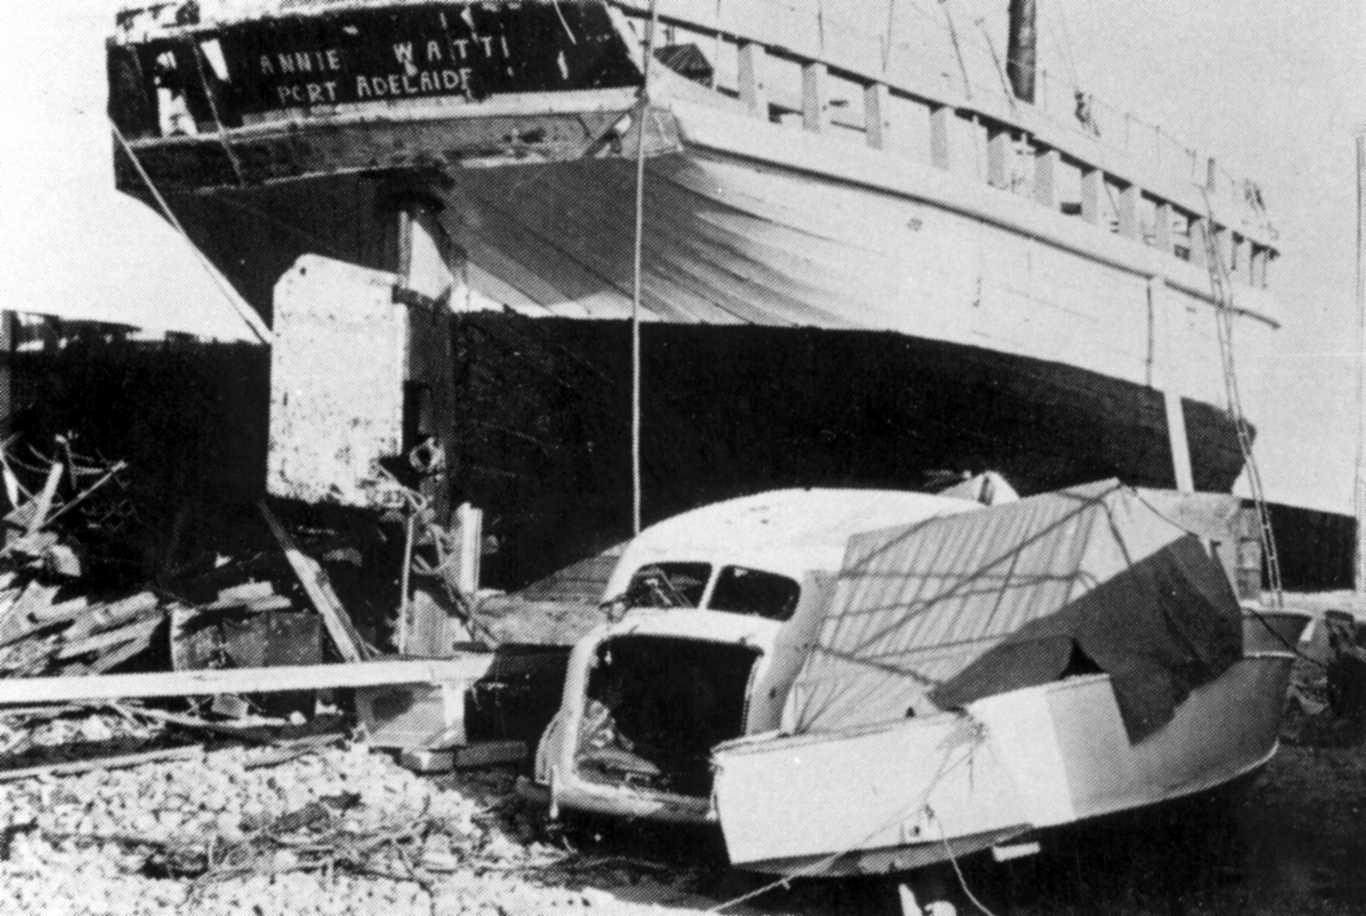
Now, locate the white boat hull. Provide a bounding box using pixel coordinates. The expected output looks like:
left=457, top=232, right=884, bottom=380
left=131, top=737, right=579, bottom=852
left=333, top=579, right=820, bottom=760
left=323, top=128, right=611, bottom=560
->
left=712, top=636, right=1302, bottom=876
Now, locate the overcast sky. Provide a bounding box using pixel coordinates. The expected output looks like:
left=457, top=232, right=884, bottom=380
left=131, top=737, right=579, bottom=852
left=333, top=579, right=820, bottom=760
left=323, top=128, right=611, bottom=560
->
left=0, top=1, right=1362, bottom=510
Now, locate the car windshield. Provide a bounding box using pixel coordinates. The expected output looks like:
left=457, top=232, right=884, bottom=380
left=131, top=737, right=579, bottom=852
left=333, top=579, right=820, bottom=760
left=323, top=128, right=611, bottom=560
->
left=707, top=566, right=801, bottom=621
left=623, top=562, right=711, bottom=608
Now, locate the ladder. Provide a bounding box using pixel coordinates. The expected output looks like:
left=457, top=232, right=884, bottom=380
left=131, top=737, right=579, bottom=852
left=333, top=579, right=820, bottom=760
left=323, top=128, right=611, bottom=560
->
left=1198, top=194, right=1283, bottom=608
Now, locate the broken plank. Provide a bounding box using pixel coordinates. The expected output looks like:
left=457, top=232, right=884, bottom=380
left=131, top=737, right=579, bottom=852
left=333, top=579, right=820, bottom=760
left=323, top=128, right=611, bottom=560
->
left=0, top=655, right=495, bottom=706
left=0, top=744, right=203, bottom=783
left=0, top=583, right=61, bottom=644
left=71, top=632, right=159, bottom=676
left=210, top=581, right=276, bottom=607
left=259, top=501, right=366, bottom=662
left=25, top=462, right=64, bottom=535
left=63, top=593, right=159, bottom=641
left=119, top=705, right=276, bottom=745
left=56, top=616, right=161, bottom=662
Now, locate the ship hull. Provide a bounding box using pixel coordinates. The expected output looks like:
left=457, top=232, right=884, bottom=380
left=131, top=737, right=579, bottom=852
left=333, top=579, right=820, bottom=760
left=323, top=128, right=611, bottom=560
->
left=110, top=3, right=1275, bottom=585
left=449, top=312, right=1243, bottom=584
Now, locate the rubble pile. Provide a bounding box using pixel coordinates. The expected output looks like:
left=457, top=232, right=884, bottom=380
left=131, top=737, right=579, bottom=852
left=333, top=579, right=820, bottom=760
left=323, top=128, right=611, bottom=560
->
left=0, top=733, right=718, bottom=915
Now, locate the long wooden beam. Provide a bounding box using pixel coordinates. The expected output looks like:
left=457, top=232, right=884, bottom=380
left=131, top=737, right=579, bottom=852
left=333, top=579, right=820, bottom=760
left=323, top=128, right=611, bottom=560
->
left=0, top=656, right=495, bottom=706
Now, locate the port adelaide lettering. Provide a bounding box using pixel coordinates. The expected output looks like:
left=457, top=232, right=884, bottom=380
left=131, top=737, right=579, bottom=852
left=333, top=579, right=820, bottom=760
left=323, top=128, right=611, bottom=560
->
left=257, top=34, right=509, bottom=107
left=216, top=5, right=639, bottom=114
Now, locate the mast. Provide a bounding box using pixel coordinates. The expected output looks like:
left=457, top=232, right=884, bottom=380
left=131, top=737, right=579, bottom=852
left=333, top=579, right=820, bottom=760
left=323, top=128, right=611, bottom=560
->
left=1355, top=132, right=1366, bottom=592
left=1006, top=0, right=1037, bottom=103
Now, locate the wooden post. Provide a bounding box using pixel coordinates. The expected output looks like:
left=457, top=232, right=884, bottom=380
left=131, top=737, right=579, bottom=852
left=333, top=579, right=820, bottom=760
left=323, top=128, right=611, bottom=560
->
left=1250, top=245, right=1267, bottom=288
left=1153, top=201, right=1173, bottom=254
left=1188, top=216, right=1208, bottom=266
left=454, top=502, right=483, bottom=595
left=738, top=42, right=768, bottom=117
left=1164, top=389, right=1195, bottom=493
left=0, top=313, right=12, bottom=431
left=260, top=501, right=367, bottom=662
left=930, top=105, right=953, bottom=170
left=986, top=124, right=1010, bottom=189
left=1213, top=225, right=1233, bottom=272
left=1115, top=181, right=1138, bottom=238
left=1354, top=133, right=1366, bottom=593
left=1033, top=145, right=1058, bottom=208
left=863, top=82, right=890, bottom=150
left=1079, top=167, right=1100, bottom=224
left=801, top=62, right=829, bottom=132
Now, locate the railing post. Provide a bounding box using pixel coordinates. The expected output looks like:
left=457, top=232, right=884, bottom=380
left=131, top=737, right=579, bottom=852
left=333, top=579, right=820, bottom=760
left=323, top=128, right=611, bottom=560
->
left=1116, top=181, right=1138, bottom=238
left=863, top=82, right=891, bottom=150
left=739, top=42, right=768, bottom=117
left=1188, top=216, right=1208, bottom=266
left=1153, top=201, right=1173, bottom=254
left=930, top=104, right=954, bottom=170
left=1034, top=145, right=1058, bottom=208
left=987, top=124, right=1011, bottom=189
left=802, top=62, right=830, bottom=132
left=1080, top=166, right=1100, bottom=224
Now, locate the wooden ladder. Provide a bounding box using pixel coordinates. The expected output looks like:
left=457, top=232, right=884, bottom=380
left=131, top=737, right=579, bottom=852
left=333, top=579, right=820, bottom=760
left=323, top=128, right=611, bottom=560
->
left=1199, top=193, right=1283, bottom=607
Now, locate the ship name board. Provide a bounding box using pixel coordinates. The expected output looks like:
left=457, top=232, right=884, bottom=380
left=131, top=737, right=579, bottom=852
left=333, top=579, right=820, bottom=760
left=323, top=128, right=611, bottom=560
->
left=214, top=4, right=639, bottom=114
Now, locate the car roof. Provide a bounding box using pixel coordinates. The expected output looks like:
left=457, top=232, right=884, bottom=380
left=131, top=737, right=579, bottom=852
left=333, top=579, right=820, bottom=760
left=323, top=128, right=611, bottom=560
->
left=603, top=487, right=980, bottom=598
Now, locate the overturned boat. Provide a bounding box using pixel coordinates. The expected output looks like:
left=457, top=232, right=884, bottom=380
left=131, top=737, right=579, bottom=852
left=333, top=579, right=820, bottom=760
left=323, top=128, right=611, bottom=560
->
left=525, top=479, right=1308, bottom=876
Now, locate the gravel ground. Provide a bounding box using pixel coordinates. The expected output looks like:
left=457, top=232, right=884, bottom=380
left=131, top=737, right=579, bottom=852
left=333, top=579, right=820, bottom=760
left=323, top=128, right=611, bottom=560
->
left=0, top=716, right=742, bottom=916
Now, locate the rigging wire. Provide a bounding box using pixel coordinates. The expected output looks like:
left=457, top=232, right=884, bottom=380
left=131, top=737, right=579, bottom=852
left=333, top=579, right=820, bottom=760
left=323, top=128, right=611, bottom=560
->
left=937, top=0, right=974, bottom=100
left=109, top=120, right=271, bottom=345
left=630, top=0, right=663, bottom=536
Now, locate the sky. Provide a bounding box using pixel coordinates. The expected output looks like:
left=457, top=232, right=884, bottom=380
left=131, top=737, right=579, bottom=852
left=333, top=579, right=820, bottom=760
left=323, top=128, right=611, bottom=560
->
left=1041, top=0, right=1365, bottom=514
left=0, top=1, right=1361, bottom=511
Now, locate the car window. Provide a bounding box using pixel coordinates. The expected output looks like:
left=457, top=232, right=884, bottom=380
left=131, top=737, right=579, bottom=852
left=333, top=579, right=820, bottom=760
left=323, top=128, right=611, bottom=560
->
left=707, top=566, right=800, bottom=621
left=624, top=562, right=711, bottom=608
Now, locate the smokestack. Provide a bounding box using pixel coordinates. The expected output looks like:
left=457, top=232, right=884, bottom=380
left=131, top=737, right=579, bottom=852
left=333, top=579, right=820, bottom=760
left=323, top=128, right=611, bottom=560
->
left=1006, top=0, right=1037, bottom=103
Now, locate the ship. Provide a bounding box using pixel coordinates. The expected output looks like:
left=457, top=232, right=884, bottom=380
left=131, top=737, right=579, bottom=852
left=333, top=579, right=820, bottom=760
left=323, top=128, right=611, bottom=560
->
left=105, top=0, right=1282, bottom=584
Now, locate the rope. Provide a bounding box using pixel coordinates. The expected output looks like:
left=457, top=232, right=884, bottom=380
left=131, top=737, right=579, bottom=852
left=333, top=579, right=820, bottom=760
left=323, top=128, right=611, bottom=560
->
left=631, top=0, right=662, bottom=536
left=930, top=808, right=1000, bottom=916
left=706, top=721, right=989, bottom=912
left=110, top=120, right=271, bottom=345
left=190, top=42, right=245, bottom=187
left=937, top=0, right=974, bottom=101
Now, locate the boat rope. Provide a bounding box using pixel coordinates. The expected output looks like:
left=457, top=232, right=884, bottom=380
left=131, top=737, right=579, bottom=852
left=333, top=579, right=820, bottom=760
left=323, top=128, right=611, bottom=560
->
left=969, top=9, right=1017, bottom=109
left=938, top=0, right=974, bottom=100
left=928, top=807, right=1001, bottom=916
left=109, top=120, right=271, bottom=345
left=1198, top=188, right=1283, bottom=610
left=706, top=720, right=989, bottom=912
left=189, top=42, right=245, bottom=187
left=631, top=0, right=662, bottom=536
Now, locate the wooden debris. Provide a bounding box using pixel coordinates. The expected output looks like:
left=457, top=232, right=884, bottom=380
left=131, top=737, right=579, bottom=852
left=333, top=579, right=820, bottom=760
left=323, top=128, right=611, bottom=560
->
left=259, top=501, right=367, bottom=662
left=0, top=743, right=203, bottom=783
left=0, top=655, right=494, bottom=706
left=454, top=739, right=527, bottom=769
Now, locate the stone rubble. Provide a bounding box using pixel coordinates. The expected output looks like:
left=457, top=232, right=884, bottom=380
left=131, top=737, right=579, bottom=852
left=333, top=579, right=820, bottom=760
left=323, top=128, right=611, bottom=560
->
left=0, top=731, right=720, bottom=915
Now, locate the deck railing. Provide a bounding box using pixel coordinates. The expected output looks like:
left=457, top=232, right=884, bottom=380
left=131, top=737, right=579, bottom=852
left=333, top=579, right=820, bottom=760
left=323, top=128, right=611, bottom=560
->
left=615, top=0, right=1276, bottom=290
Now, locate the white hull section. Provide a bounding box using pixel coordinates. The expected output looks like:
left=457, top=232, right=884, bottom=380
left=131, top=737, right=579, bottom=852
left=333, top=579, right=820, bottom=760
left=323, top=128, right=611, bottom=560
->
left=712, top=649, right=1296, bottom=876
left=442, top=103, right=1275, bottom=414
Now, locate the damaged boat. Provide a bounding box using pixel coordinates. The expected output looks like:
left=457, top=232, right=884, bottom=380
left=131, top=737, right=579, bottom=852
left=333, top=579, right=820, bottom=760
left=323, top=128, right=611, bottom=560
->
left=525, top=479, right=1308, bottom=877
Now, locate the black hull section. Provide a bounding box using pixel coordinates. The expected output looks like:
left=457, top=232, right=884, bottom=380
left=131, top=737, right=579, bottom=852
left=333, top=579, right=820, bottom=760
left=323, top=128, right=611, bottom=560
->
left=450, top=315, right=1246, bottom=587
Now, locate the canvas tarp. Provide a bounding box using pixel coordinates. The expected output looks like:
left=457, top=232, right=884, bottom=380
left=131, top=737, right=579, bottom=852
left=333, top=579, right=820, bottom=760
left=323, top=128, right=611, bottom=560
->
left=786, top=480, right=1244, bottom=741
